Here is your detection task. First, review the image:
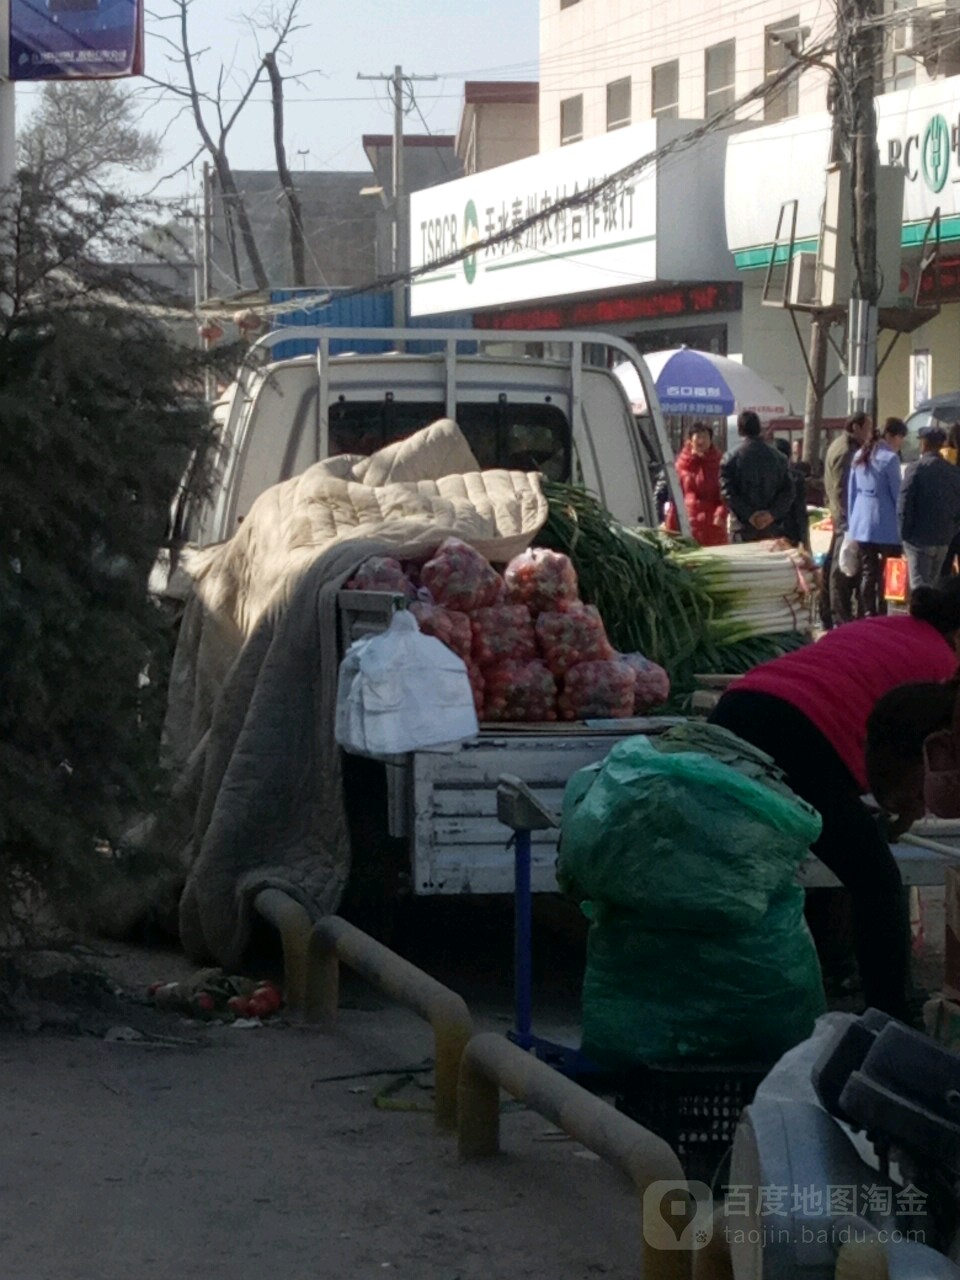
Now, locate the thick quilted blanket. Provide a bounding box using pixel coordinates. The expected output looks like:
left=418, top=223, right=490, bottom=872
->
left=149, top=421, right=548, bottom=965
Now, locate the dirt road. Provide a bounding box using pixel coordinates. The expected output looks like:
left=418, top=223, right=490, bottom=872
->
left=0, top=970, right=638, bottom=1280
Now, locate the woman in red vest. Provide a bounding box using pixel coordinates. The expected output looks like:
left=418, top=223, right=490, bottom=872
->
left=665, top=422, right=728, bottom=546
left=709, top=580, right=960, bottom=1020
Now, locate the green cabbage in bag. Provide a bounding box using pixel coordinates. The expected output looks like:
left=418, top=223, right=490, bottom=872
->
left=559, top=736, right=821, bottom=932
left=580, top=886, right=826, bottom=1067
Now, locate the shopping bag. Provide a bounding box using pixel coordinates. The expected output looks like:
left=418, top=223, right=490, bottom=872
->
left=838, top=533, right=860, bottom=578
left=335, top=610, right=478, bottom=756
left=884, top=556, right=909, bottom=603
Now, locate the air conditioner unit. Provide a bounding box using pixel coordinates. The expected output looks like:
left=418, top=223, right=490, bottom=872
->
left=788, top=252, right=819, bottom=307
left=818, top=164, right=904, bottom=308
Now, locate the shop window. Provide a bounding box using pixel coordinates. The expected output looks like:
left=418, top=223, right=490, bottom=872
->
left=606, top=77, right=631, bottom=131
left=882, top=0, right=917, bottom=93
left=764, top=16, right=801, bottom=121
left=705, top=39, right=735, bottom=120
left=652, top=60, right=679, bottom=119
left=560, top=94, right=583, bottom=145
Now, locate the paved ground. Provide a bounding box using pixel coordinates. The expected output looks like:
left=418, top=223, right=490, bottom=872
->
left=0, top=887, right=948, bottom=1280
left=0, top=992, right=639, bottom=1280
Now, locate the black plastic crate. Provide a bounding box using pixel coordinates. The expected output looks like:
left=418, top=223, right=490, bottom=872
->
left=615, top=1061, right=772, bottom=1187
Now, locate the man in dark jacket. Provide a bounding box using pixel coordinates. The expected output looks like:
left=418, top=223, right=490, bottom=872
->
left=720, top=410, right=794, bottom=543
left=774, top=438, right=810, bottom=547
left=821, top=412, right=872, bottom=628
left=899, top=424, right=960, bottom=589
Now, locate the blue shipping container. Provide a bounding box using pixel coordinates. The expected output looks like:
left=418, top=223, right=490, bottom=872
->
left=268, top=289, right=474, bottom=360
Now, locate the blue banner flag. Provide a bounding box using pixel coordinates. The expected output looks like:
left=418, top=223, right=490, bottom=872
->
left=9, top=0, right=144, bottom=81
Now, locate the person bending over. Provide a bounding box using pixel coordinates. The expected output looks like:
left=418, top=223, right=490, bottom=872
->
left=709, top=580, right=960, bottom=1019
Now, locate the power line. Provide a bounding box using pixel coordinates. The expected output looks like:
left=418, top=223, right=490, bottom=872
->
left=194, top=38, right=832, bottom=323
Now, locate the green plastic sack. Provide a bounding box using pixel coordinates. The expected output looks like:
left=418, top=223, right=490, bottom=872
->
left=580, top=886, right=826, bottom=1067
left=559, top=736, right=821, bottom=932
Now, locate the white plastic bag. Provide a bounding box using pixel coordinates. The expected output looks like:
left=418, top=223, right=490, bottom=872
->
left=335, top=610, right=479, bottom=756
left=838, top=533, right=860, bottom=578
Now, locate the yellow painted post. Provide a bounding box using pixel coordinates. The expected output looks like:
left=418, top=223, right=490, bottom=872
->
left=253, top=889, right=313, bottom=1013
left=457, top=1033, right=693, bottom=1280
left=304, top=925, right=340, bottom=1023
left=305, top=915, right=473, bottom=1131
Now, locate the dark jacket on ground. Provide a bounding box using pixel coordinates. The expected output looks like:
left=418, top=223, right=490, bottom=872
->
left=824, top=431, right=859, bottom=530
left=719, top=437, right=794, bottom=541
left=898, top=453, right=960, bottom=547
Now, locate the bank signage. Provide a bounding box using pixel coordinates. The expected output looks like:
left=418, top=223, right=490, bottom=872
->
left=727, top=77, right=960, bottom=266
left=410, top=120, right=659, bottom=316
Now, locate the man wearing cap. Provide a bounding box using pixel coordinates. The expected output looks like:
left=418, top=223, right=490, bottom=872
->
left=898, top=424, right=960, bottom=589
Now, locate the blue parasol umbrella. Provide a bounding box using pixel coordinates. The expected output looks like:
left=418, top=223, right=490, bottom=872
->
left=616, top=348, right=792, bottom=422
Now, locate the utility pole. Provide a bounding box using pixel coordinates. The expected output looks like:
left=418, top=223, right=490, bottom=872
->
left=357, top=65, right=437, bottom=330
left=801, top=64, right=845, bottom=476
left=0, top=3, right=16, bottom=316
left=836, top=0, right=883, bottom=419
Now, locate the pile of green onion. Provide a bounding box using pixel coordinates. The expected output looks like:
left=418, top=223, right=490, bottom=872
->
left=672, top=542, right=818, bottom=647
left=537, top=482, right=814, bottom=706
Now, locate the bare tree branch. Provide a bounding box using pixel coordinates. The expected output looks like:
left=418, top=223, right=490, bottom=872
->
left=264, top=50, right=305, bottom=285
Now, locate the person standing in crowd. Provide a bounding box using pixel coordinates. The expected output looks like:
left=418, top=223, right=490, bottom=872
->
left=664, top=422, right=727, bottom=547
left=708, top=578, right=960, bottom=1020
left=899, top=424, right=960, bottom=590
left=942, top=422, right=960, bottom=466
left=719, top=409, right=794, bottom=543
left=822, top=412, right=873, bottom=629
left=847, top=417, right=907, bottom=617
left=940, top=423, right=960, bottom=577
left=774, top=438, right=810, bottom=548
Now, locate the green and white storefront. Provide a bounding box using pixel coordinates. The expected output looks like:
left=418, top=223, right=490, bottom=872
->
left=726, top=76, right=960, bottom=426
left=408, top=116, right=745, bottom=360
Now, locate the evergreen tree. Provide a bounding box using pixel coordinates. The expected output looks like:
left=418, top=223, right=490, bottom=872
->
left=0, top=113, right=223, bottom=929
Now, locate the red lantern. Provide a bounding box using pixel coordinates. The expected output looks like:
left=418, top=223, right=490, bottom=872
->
left=233, top=308, right=263, bottom=335
left=198, top=320, right=224, bottom=344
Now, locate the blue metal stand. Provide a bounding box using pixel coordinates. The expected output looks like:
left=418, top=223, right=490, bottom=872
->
left=511, top=827, right=534, bottom=1049
left=497, top=775, right=604, bottom=1080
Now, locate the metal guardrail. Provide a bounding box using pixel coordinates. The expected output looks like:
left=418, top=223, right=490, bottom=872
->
left=253, top=889, right=314, bottom=1012
left=458, top=1032, right=693, bottom=1280
left=252, top=892, right=473, bottom=1131
left=304, top=915, right=473, bottom=1132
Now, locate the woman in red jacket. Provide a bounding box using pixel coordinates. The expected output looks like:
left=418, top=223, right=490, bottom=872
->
left=665, top=422, right=728, bottom=545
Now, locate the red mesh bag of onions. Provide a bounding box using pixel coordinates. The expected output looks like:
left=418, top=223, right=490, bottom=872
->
left=408, top=601, right=472, bottom=664
left=420, top=538, right=504, bottom=612
left=619, top=653, right=671, bottom=713
left=482, top=660, right=557, bottom=723
left=503, top=548, right=579, bottom=615
left=470, top=605, right=536, bottom=668
left=557, top=660, right=636, bottom=721
left=535, top=604, right=615, bottom=677
left=344, top=556, right=413, bottom=595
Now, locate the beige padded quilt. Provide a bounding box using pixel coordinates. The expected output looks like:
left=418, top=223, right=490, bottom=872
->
left=132, top=421, right=548, bottom=964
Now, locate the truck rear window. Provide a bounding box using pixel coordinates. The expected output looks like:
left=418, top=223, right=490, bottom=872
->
left=328, top=400, right=571, bottom=481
